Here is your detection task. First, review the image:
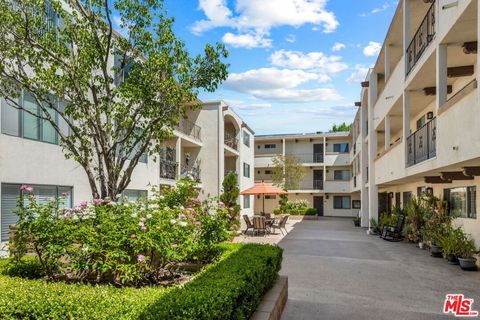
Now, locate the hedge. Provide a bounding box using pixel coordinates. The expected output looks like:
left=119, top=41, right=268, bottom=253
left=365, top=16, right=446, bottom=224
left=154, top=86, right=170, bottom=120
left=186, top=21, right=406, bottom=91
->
left=273, top=207, right=317, bottom=215
left=0, top=243, right=283, bottom=320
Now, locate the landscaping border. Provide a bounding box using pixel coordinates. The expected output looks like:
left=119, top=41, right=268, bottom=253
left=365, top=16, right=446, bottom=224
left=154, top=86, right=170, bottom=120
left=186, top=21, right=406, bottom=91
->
left=251, top=276, right=288, bottom=320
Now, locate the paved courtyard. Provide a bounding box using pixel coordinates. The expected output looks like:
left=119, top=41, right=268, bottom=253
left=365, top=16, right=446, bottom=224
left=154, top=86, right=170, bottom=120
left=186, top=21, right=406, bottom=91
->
left=236, top=217, right=480, bottom=319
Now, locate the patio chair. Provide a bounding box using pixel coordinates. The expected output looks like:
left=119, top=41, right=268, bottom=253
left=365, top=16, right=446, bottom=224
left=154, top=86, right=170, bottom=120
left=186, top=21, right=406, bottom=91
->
left=380, top=214, right=405, bottom=242
left=243, top=215, right=254, bottom=235
left=271, top=215, right=289, bottom=235
left=252, top=216, right=267, bottom=236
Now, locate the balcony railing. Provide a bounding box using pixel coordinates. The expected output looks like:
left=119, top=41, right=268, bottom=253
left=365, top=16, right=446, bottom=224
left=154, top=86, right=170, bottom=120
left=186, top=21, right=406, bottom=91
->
left=406, top=1, right=436, bottom=75
left=290, top=153, right=324, bottom=163
left=176, top=118, right=202, bottom=141
left=406, top=117, right=436, bottom=167
left=181, top=164, right=201, bottom=182
left=224, top=132, right=239, bottom=150
left=160, top=160, right=178, bottom=180
left=313, top=180, right=324, bottom=190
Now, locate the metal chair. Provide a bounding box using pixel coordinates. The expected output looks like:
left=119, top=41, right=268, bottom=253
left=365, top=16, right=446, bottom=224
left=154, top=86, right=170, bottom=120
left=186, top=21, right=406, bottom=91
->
left=271, top=215, right=289, bottom=235
left=252, top=216, right=267, bottom=236
left=381, top=214, right=405, bottom=242
left=242, top=215, right=254, bottom=235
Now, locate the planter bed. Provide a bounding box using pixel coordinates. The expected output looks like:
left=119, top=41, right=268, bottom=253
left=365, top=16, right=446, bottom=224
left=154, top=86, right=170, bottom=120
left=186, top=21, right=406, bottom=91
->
left=0, top=243, right=283, bottom=320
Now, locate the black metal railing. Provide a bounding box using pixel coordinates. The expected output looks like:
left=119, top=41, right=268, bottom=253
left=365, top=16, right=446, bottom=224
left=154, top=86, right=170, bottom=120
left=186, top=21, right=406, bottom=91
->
left=224, top=131, right=239, bottom=150
left=406, top=1, right=436, bottom=75
left=160, top=160, right=178, bottom=180
left=406, top=117, right=436, bottom=167
left=313, top=180, right=324, bottom=190
left=290, top=153, right=324, bottom=163
left=181, top=164, right=201, bottom=182
left=176, top=118, right=202, bottom=141
left=354, top=176, right=357, bottom=188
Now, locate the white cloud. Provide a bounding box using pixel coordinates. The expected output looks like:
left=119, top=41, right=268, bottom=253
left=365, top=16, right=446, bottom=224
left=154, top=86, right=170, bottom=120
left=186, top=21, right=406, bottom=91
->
left=331, top=42, right=346, bottom=52
left=297, top=105, right=357, bottom=118
left=222, top=32, right=272, bottom=48
left=269, top=50, right=347, bottom=82
left=360, top=3, right=390, bottom=17
left=346, top=64, right=370, bottom=83
left=192, top=0, right=339, bottom=47
left=225, top=99, right=272, bottom=110
left=251, top=88, right=342, bottom=102
left=363, top=41, right=381, bottom=57
left=285, top=34, right=296, bottom=43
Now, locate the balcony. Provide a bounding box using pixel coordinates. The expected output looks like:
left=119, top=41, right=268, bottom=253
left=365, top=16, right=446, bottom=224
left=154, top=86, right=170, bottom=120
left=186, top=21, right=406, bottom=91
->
left=160, top=160, right=178, bottom=180
left=290, top=180, right=324, bottom=191
left=176, top=118, right=202, bottom=141
left=406, top=1, right=436, bottom=75
left=406, top=117, right=436, bottom=167
left=224, top=132, right=239, bottom=150
left=290, top=153, right=324, bottom=164
left=181, top=164, right=201, bottom=182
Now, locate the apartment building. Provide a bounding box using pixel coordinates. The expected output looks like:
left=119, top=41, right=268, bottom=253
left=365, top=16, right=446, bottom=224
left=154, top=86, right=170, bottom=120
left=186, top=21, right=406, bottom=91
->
left=254, top=132, right=361, bottom=217
left=355, top=0, right=480, bottom=244
left=0, top=97, right=255, bottom=242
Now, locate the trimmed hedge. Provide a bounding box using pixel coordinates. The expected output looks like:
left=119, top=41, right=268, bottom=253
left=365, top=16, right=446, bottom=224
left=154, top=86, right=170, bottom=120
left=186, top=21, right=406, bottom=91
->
left=273, top=207, right=317, bottom=215
left=0, top=243, right=282, bottom=320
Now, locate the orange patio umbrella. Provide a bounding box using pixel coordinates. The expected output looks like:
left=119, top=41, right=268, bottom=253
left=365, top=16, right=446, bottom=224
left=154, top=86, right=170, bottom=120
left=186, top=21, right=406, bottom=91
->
left=240, top=181, right=287, bottom=214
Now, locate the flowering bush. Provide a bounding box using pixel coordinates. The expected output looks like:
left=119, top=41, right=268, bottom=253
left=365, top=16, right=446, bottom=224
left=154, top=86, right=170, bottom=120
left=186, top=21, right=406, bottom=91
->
left=11, top=179, right=229, bottom=286
left=284, top=200, right=309, bottom=210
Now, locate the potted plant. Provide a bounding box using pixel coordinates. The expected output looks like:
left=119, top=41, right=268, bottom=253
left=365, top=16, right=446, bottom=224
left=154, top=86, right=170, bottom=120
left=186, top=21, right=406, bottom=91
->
left=457, top=234, right=478, bottom=271
left=353, top=216, right=361, bottom=227
left=439, top=226, right=463, bottom=265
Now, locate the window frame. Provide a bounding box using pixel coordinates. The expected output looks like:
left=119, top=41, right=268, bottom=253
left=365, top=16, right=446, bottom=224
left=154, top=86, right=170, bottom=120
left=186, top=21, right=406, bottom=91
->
left=352, top=200, right=361, bottom=209
left=243, top=195, right=250, bottom=209
left=242, top=131, right=250, bottom=147
left=333, top=143, right=349, bottom=153
left=264, top=144, right=276, bottom=149
left=243, top=162, right=251, bottom=178
left=333, top=170, right=351, bottom=181
left=333, top=195, right=351, bottom=209
left=444, top=186, right=476, bottom=219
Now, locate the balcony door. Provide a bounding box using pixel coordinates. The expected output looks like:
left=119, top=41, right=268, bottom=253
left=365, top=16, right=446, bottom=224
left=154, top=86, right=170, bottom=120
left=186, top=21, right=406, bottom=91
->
left=313, top=196, right=324, bottom=216
left=313, top=144, right=324, bottom=163
left=313, top=170, right=323, bottom=190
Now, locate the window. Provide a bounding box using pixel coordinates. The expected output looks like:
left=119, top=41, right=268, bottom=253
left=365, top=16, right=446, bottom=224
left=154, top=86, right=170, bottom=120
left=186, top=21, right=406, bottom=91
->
left=114, top=50, right=135, bottom=85
left=122, top=189, right=148, bottom=202
left=403, top=192, right=412, bottom=207
left=1, top=91, right=68, bottom=144
left=265, top=195, right=276, bottom=200
left=333, top=196, right=351, bottom=209
left=1, top=183, right=72, bottom=241
left=264, top=144, right=276, bottom=149
left=243, top=163, right=250, bottom=178
left=416, top=115, right=426, bottom=130
left=333, top=143, right=349, bottom=153
left=265, top=169, right=272, bottom=174
left=334, top=170, right=351, bottom=181
left=352, top=200, right=361, bottom=209
left=444, top=187, right=476, bottom=219
left=243, top=195, right=251, bottom=209
left=417, top=186, right=427, bottom=196
left=243, top=131, right=250, bottom=147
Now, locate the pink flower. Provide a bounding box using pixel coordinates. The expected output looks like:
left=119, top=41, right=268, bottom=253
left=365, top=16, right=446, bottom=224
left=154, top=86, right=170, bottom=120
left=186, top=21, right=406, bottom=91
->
left=194, top=221, right=201, bottom=225
left=137, top=254, right=146, bottom=262
left=218, top=201, right=225, bottom=207
left=20, top=185, right=33, bottom=193
left=79, top=201, right=88, bottom=209
left=140, top=226, right=147, bottom=231
left=93, top=199, right=104, bottom=206
left=130, top=234, right=136, bottom=239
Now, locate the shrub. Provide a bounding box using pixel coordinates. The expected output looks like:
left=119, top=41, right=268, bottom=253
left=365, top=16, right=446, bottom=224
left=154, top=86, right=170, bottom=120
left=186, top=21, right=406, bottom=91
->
left=0, top=243, right=283, bottom=320
left=305, top=208, right=317, bottom=215
left=219, top=172, right=241, bottom=231
left=284, top=200, right=309, bottom=210
left=10, top=180, right=230, bottom=286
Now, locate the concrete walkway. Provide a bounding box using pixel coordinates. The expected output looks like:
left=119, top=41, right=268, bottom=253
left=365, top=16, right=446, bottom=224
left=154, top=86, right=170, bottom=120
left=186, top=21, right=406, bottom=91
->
left=238, top=217, right=480, bottom=319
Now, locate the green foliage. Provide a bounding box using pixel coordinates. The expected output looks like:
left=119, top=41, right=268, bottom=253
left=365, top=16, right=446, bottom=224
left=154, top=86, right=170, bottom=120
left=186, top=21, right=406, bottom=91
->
left=0, top=0, right=228, bottom=199
left=1, top=257, right=45, bottom=279
left=330, top=122, right=352, bottom=132
left=0, top=243, right=283, bottom=320
left=404, top=197, right=426, bottom=242
left=439, top=225, right=466, bottom=257
left=10, top=181, right=229, bottom=286
left=284, top=200, right=309, bottom=210
left=219, top=172, right=241, bottom=231
left=271, top=155, right=306, bottom=190
left=369, top=218, right=380, bottom=233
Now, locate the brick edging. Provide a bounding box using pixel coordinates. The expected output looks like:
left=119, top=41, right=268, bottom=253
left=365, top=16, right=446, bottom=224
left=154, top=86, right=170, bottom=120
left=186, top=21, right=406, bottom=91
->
left=251, top=276, right=288, bottom=320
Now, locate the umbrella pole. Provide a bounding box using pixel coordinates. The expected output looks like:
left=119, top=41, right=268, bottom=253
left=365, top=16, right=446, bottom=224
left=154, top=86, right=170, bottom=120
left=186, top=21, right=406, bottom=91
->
left=263, top=194, right=265, bottom=214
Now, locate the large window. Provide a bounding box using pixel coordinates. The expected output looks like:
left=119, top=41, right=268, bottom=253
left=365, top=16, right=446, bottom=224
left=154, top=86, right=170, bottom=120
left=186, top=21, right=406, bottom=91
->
left=243, top=195, right=250, bottom=209
left=243, top=162, right=251, bottom=178
left=333, top=196, right=351, bottom=209
left=243, top=131, right=250, bottom=147
left=333, top=143, right=349, bottom=153
left=334, top=170, right=351, bottom=181
left=1, top=183, right=72, bottom=241
left=122, top=189, right=148, bottom=202
left=444, top=187, right=476, bottom=219
left=1, top=92, right=69, bottom=144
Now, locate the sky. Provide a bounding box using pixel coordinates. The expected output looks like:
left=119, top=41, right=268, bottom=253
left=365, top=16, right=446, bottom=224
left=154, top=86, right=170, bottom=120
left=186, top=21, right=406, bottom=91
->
left=131, top=0, right=398, bottom=135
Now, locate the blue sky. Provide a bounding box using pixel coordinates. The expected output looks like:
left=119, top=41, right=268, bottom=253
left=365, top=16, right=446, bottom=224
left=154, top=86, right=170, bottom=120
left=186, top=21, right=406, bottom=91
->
left=154, top=1, right=398, bottom=134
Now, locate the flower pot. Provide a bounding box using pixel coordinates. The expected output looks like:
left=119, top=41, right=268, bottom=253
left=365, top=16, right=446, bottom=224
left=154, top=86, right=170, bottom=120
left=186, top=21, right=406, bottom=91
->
left=418, top=242, right=425, bottom=250
left=458, top=257, right=478, bottom=271
left=430, top=245, right=443, bottom=258
left=446, top=254, right=459, bottom=265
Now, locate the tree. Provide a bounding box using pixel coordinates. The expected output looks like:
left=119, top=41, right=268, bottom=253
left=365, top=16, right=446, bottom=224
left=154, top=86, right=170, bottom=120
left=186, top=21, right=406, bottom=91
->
left=331, top=122, right=352, bottom=132
left=0, top=0, right=228, bottom=199
left=271, top=155, right=306, bottom=190
left=219, top=172, right=240, bottom=230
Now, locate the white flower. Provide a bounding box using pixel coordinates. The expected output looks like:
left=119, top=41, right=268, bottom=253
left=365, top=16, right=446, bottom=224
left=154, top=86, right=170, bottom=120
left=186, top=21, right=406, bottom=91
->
left=170, top=219, right=177, bottom=225
left=131, top=213, right=138, bottom=218
left=179, top=205, right=185, bottom=210
left=146, top=214, right=152, bottom=219
left=179, top=221, right=188, bottom=227
left=81, top=246, right=89, bottom=252
left=138, top=221, right=144, bottom=227
left=109, top=201, right=117, bottom=206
